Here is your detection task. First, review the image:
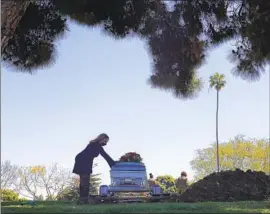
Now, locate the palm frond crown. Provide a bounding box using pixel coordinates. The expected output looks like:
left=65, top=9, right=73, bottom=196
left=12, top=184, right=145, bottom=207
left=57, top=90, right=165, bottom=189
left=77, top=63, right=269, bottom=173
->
left=209, top=73, right=226, bottom=91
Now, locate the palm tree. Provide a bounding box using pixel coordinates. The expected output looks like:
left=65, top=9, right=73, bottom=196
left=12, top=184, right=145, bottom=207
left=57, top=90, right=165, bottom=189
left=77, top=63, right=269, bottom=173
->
left=209, top=73, right=226, bottom=173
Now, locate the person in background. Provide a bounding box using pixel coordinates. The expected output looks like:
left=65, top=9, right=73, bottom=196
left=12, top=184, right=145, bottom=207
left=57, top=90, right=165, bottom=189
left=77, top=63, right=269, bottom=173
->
left=148, top=173, right=156, bottom=188
left=72, top=133, right=115, bottom=204
left=176, top=171, right=189, bottom=194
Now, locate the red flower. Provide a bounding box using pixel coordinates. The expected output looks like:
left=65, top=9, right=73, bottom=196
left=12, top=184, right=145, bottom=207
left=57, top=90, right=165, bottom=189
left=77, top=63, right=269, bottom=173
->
left=119, top=152, right=143, bottom=163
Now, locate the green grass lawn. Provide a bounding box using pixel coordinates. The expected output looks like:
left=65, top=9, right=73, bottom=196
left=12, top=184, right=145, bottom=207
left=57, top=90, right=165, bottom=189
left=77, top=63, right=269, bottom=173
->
left=2, top=201, right=270, bottom=213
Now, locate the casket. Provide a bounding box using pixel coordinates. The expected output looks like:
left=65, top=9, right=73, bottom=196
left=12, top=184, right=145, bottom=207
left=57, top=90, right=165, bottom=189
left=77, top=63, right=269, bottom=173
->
left=108, top=162, right=149, bottom=192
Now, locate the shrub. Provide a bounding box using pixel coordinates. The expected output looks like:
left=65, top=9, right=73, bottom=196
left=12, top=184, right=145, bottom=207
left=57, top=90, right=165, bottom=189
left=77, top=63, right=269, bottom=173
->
left=155, top=175, right=177, bottom=193
left=1, top=189, right=19, bottom=201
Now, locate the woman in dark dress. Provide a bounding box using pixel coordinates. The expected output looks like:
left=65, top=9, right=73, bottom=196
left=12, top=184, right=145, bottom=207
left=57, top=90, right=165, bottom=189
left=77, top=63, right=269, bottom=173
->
left=72, top=133, right=115, bottom=204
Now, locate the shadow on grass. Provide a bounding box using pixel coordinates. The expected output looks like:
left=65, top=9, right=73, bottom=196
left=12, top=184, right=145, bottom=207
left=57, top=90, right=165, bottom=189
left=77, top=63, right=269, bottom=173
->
left=1, top=201, right=270, bottom=213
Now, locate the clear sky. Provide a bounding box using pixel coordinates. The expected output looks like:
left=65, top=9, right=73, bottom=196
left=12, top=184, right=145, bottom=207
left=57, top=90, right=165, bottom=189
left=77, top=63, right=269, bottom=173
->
left=2, top=21, right=269, bottom=185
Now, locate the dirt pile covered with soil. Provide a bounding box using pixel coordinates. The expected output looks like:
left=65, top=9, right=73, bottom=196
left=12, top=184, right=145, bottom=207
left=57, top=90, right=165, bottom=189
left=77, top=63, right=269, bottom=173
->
left=179, top=169, right=270, bottom=202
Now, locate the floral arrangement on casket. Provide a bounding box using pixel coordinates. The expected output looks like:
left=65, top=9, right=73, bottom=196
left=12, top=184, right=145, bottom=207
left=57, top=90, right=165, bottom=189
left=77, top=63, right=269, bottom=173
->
left=119, top=152, right=143, bottom=163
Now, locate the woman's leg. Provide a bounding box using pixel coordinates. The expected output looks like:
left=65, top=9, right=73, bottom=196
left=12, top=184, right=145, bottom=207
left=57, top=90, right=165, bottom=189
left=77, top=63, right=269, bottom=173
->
left=79, top=174, right=90, bottom=203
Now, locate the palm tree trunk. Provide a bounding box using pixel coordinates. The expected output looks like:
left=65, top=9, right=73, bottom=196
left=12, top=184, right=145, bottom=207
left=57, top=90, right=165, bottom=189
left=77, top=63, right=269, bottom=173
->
left=216, top=90, right=220, bottom=173
left=1, top=0, right=31, bottom=53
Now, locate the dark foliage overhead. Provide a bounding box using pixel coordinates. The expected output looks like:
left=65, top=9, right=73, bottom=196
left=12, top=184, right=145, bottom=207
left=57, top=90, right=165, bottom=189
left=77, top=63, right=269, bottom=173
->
left=52, top=0, right=157, bottom=38
left=228, top=0, right=270, bottom=81
left=2, top=0, right=270, bottom=98
left=2, top=1, right=67, bottom=72
left=144, top=1, right=205, bottom=98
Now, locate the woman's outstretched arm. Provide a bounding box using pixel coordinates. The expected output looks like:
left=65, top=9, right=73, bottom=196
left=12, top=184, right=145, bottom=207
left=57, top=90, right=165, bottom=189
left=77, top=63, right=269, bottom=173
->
left=100, top=147, right=116, bottom=168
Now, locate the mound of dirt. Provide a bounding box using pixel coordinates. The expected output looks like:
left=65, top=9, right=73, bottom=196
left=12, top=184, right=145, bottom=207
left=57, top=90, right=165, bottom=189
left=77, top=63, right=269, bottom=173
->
left=179, top=169, right=270, bottom=202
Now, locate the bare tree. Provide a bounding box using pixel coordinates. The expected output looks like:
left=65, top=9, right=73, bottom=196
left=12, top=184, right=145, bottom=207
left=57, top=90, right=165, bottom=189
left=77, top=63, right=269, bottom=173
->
left=38, top=163, right=72, bottom=199
left=17, top=166, right=43, bottom=199
left=1, top=161, right=19, bottom=190
left=16, top=163, right=72, bottom=200
left=2, top=162, right=76, bottom=200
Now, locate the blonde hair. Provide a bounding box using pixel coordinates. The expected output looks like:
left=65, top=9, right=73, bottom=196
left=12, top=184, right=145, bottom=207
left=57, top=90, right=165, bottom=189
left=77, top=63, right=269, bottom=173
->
left=89, top=133, right=109, bottom=144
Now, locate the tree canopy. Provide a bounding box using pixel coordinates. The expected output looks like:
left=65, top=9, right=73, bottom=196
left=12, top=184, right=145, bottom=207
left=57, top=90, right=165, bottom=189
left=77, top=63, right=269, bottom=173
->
left=0, top=161, right=101, bottom=200
left=190, top=135, right=270, bottom=181
left=155, top=175, right=178, bottom=193
left=2, top=0, right=270, bottom=99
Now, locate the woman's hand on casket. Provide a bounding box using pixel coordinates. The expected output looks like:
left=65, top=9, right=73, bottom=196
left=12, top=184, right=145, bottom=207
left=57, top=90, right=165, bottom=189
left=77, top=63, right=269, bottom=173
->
left=110, top=160, right=117, bottom=168
left=99, top=147, right=116, bottom=168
